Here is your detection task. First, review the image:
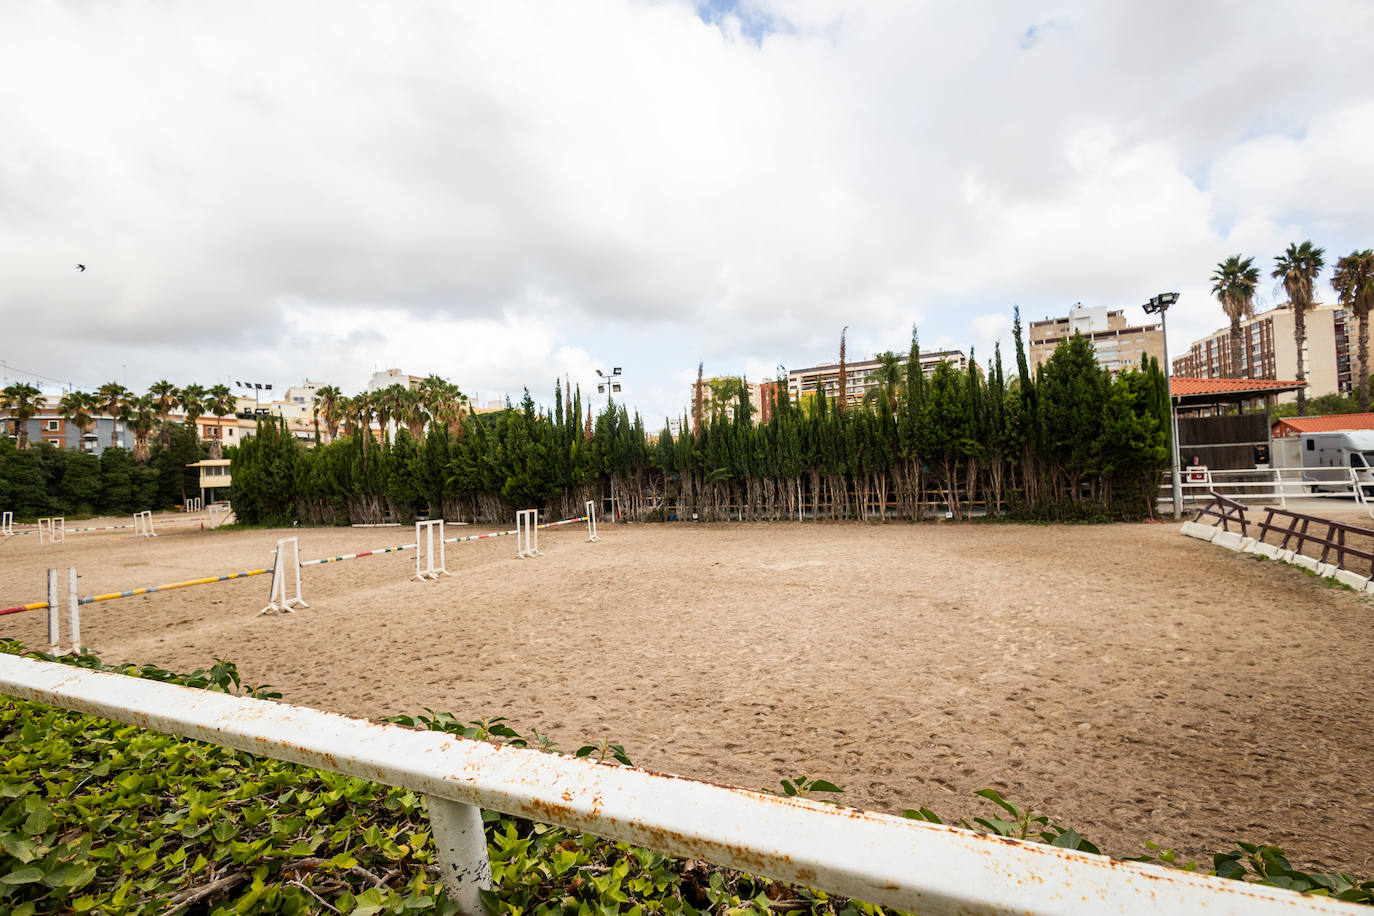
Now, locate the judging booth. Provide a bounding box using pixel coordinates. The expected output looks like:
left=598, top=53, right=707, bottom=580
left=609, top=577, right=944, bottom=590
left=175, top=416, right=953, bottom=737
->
left=187, top=459, right=232, bottom=508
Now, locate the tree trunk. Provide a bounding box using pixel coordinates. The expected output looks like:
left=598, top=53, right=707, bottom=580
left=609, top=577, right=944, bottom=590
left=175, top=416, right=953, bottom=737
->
left=1360, top=311, right=1370, bottom=412
left=1229, top=315, right=1244, bottom=378
left=1295, top=304, right=1307, bottom=416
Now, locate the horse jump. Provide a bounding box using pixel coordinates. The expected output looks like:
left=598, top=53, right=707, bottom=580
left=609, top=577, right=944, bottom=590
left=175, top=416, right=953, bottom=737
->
left=260, top=537, right=308, bottom=616
left=37, top=517, right=65, bottom=545
left=413, top=520, right=452, bottom=581
left=516, top=509, right=540, bottom=559
left=133, top=511, right=157, bottom=538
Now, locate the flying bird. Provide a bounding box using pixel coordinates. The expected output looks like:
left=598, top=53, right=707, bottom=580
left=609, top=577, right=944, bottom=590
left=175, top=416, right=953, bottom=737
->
left=75, top=264, right=86, bottom=272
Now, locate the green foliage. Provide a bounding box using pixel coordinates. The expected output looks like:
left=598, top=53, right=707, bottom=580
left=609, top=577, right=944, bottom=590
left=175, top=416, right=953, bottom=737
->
left=230, top=418, right=300, bottom=526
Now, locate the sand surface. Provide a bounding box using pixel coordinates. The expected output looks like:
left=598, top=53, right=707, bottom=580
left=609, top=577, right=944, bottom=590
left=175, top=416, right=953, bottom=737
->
left=3, top=512, right=1373, bottom=872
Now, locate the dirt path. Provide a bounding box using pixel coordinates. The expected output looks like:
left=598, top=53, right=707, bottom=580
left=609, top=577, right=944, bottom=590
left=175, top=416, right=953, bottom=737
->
left=3, top=514, right=1372, bottom=872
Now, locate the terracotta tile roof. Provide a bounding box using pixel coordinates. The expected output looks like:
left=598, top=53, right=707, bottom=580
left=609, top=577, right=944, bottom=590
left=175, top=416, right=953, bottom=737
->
left=1273, top=413, right=1374, bottom=434
left=1168, top=377, right=1303, bottom=397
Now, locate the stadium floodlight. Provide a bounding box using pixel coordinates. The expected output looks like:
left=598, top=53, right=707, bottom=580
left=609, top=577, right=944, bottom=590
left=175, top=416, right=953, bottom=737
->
left=1141, top=292, right=1182, bottom=518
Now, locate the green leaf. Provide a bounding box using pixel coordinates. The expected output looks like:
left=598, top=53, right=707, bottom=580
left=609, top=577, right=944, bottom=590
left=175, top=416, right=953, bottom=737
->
left=21, top=805, right=53, bottom=835
left=0, top=866, right=44, bottom=885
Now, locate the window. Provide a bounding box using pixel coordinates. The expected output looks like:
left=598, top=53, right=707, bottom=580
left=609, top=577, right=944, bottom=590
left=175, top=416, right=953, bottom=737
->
left=1306, top=439, right=1314, bottom=451
left=45, top=420, right=59, bottom=431
left=47, top=438, right=62, bottom=446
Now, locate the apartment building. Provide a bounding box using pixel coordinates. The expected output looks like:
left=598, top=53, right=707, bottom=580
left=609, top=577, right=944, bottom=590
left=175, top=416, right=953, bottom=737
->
left=786, top=350, right=967, bottom=408
left=368, top=368, right=425, bottom=391
left=688, top=378, right=782, bottom=432
left=1173, top=303, right=1354, bottom=401
left=1028, top=304, right=1163, bottom=373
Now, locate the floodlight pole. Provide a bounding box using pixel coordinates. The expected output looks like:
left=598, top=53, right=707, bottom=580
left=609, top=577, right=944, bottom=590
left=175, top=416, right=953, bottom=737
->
left=594, top=367, right=625, bottom=405
left=1144, top=293, right=1184, bottom=519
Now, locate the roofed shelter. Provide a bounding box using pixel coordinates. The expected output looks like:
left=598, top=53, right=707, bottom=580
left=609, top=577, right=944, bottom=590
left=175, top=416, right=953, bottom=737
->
left=1169, top=377, right=1305, bottom=471
left=187, top=459, right=231, bottom=507
left=1272, top=413, right=1374, bottom=439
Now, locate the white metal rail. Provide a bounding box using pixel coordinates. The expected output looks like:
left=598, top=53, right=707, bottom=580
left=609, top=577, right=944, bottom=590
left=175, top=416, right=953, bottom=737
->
left=1160, top=467, right=1374, bottom=516
left=0, top=656, right=1359, bottom=914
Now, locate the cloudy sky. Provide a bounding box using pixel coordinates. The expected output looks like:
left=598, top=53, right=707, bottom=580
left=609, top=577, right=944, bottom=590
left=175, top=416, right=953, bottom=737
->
left=3, top=0, right=1372, bottom=424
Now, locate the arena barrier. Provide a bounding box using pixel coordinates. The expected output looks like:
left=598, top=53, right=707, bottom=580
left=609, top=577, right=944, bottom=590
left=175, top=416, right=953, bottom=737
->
left=413, top=520, right=451, bottom=581
left=0, top=656, right=1352, bottom=916
left=260, top=538, right=307, bottom=616
left=37, top=517, right=65, bottom=545
left=586, top=501, right=600, bottom=541
left=1, top=511, right=12, bottom=536
left=209, top=504, right=231, bottom=528
left=133, top=511, right=156, bottom=538
left=516, top=509, right=539, bottom=559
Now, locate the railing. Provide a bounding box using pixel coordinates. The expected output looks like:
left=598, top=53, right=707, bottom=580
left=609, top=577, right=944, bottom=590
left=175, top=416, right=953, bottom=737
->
left=1160, top=466, right=1374, bottom=516
left=1255, top=505, right=1374, bottom=578
left=1193, top=491, right=1249, bottom=536
left=0, top=655, right=1359, bottom=914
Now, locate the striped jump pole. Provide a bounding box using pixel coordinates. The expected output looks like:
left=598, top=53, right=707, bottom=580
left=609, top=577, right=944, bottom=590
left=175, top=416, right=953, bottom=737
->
left=0, top=599, right=51, bottom=617
left=443, top=528, right=518, bottom=545
left=299, top=542, right=417, bottom=566
left=79, top=567, right=274, bottom=605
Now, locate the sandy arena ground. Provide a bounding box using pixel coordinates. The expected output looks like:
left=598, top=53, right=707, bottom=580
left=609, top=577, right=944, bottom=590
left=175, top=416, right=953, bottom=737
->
left=3, top=511, right=1373, bottom=872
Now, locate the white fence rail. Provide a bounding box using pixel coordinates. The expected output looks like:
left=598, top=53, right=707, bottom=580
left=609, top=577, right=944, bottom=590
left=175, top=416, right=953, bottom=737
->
left=1160, top=467, right=1374, bottom=516
left=0, top=655, right=1358, bottom=914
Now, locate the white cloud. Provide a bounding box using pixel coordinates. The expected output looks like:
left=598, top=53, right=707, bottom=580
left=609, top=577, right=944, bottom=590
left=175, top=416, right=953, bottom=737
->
left=2, top=0, right=1372, bottom=421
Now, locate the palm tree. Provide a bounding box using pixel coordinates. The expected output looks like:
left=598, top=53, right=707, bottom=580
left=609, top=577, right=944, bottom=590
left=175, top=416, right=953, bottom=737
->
left=148, top=379, right=180, bottom=447
left=863, top=350, right=904, bottom=411
left=398, top=386, right=428, bottom=440
left=126, top=395, right=158, bottom=463
left=1333, top=249, right=1374, bottom=412
left=314, top=384, right=343, bottom=441
left=58, top=390, right=100, bottom=450
left=205, top=384, right=236, bottom=459
left=377, top=383, right=410, bottom=444
left=1210, top=255, right=1260, bottom=378
left=179, top=384, right=208, bottom=445
left=96, top=382, right=132, bottom=449
left=1273, top=240, right=1326, bottom=416
left=1, top=382, right=43, bottom=449
left=353, top=392, right=375, bottom=452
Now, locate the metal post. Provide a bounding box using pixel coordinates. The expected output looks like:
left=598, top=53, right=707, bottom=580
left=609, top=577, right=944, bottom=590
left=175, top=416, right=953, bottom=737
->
left=1160, top=308, right=1184, bottom=519
left=46, top=569, right=59, bottom=654
left=426, top=796, right=492, bottom=913
left=68, top=567, right=80, bottom=653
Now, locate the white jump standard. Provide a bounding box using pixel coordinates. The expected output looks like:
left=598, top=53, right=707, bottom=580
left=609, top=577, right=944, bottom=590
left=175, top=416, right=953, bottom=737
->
left=516, top=509, right=540, bottom=559
left=1, top=512, right=12, bottom=537
left=260, top=537, right=308, bottom=615
left=133, top=511, right=157, bottom=538
left=413, top=520, right=452, bottom=581
left=37, top=517, right=65, bottom=545
left=585, top=501, right=600, bottom=542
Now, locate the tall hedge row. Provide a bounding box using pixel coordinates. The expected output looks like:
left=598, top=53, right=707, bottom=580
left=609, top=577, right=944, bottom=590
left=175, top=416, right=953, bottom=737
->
left=231, top=327, right=1172, bottom=526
